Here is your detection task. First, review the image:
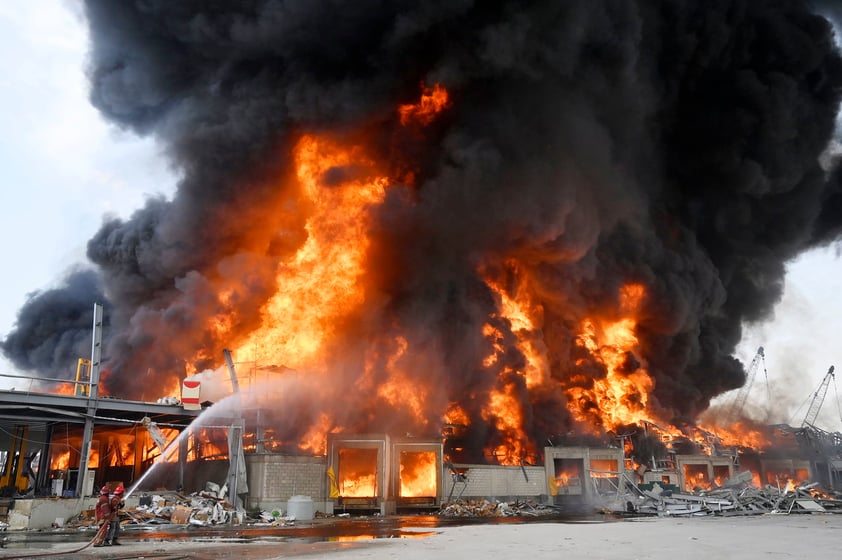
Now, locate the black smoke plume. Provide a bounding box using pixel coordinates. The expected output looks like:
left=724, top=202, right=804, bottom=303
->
left=3, top=0, right=842, bottom=460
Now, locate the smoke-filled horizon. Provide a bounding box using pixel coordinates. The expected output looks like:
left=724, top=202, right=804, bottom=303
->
left=4, top=0, right=842, bottom=461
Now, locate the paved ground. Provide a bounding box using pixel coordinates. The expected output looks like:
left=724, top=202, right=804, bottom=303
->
left=4, top=513, right=842, bottom=559
left=2, top=539, right=375, bottom=559
left=0, top=514, right=454, bottom=559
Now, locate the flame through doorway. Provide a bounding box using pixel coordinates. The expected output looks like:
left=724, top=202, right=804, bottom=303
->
left=328, top=434, right=442, bottom=513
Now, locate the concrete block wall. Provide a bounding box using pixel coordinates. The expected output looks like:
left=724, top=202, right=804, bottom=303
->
left=261, top=461, right=324, bottom=498
left=245, top=454, right=329, bottom=514
left=443, top=464, right=547, bottom=501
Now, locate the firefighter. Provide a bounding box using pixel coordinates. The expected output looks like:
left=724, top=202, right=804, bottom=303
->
left=104, top=485, right=125, bottom=545
left=93, top=486, right=111, bottom=547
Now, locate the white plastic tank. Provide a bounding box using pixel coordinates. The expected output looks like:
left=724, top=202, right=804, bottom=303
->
left=286, top=495, right=314, bottom=520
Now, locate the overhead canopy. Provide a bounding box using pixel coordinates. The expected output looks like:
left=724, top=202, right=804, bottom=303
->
left=0, top=390, right=201, bottom=430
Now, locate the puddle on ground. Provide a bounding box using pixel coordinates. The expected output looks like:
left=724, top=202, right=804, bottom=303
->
left=0, top=512, right=606, bottom=550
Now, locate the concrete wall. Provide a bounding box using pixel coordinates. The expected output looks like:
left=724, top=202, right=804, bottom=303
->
left=245, top=454, right=329, bottom=514
left=443, top=464, right=547, bottom=501
left=245, top=455, right=547, bottom=514
left=543, top=445, right=625, bottom=506
left=760, top=458, right=811, bottom=485
left=6, top=496, right=139, bottom=530
left=675, top=455, right=735, bottom=491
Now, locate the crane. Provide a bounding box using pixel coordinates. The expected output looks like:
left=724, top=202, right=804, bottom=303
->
left=726, top=346, right=767, bottom=422
left=802, top=365, right=835, bottom=428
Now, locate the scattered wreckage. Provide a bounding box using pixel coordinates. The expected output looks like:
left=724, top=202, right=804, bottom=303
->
left=436, top=470, right=842, bottom=519
left=64, top=482, right=297, bottom=531
left=607, top=471, right=842, bottom=517
left=58, top=471, right=842, bottom=532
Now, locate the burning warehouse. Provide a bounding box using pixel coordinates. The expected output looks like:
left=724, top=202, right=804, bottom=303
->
left=4, top=0, right=842, bottom=527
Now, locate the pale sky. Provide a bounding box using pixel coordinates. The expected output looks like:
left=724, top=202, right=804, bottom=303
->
left=0, top=1, right=841, bottom=431
left=0, top=1, right=177, bottom=386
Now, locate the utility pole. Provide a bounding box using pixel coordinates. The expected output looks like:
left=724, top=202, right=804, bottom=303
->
left=76, top=302, right=103, bottom=498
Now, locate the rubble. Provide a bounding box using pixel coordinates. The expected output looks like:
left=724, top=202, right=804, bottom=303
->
left=605, top=472, right=842, bottom=517
left=63, top=486, right=250, bottom=530
left=62, top=480, right=315, bottom=531
left=437, top=499, right=561, bottom=517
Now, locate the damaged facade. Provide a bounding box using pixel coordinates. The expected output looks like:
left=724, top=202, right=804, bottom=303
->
left=4, top=379, right=842, bottom=530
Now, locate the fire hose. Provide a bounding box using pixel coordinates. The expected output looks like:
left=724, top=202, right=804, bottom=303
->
left=1, top=511, right=114, bottom=559
left=0, top=508, right=194, bottom=560
left=0, top=525, right=191, bottom=560
left=0, top=514, right=108, bottom=558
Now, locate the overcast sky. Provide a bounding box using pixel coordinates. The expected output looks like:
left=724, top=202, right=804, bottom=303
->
left=0, top=1, right=177, bottom=387
left=1, top=1, right=841, bottom=431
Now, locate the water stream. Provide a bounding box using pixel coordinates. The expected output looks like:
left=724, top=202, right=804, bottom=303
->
left=127, top=390, right=244, bottom=499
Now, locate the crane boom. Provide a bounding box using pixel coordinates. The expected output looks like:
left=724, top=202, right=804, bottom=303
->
left=802, top=365, right=835, bottom=428
left=727, top=346, right=766, bottom=421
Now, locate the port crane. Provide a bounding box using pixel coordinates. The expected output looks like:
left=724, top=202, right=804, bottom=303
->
left=726, top=346, right=767, bottom=421
left=801, top=365, right=835, bottom=428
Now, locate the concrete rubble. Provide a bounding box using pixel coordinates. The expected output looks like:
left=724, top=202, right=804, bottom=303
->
left=609, top=471, right=842, bottom=517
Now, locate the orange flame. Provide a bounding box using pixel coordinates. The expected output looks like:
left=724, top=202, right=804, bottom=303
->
left=399, top=451, right=437, bottom=497
left=589, top=458, right=620, bottom=478
left=484, top=266, right=548, bottom=388
left=554, top=462, right=583, bottom=490
left=374, top=337, right=430, bottom=429
left=568, top=283, right=662, bottom=431
left=482, top=375, right=531, bottom=464
left=50, top=450, right=71, bottom=471
left=298, top=413, right=333, bottom=455
left=702, top=421, right=772, bottom=450
left=338, top=448, right=378, bottom=497
left=237, top=133, right=389, bottom=371
left=54, top=383, right=76, bottom=396
left=444, top=403, right=469, bottom=427
left=399, top=83, right=450, bottom=126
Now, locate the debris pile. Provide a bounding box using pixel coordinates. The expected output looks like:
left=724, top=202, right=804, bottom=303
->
left=65, top=488, right=243, bottom=529
left=614, top=473, right=842, bottom=517
left=132, top=491, right=240, bottom=525
left=438, top=499, right=561, bottom=517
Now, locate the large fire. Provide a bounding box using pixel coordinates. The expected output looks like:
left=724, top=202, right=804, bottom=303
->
left=568, top=283, right=658, bottom=431
left=32, top=83, right=774, bottom=472
left=235, top=132, right=389, bottom=370
left=180, top=82, right=771, bottom=466
left=4, top=0, right=840, bottom=496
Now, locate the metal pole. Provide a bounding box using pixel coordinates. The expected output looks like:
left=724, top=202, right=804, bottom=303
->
left=75, top=302, right=103, bottom=498
left=37, top=423, right=54, bottom=495
left=223, top=349, right=241, bottom=394
left=178, top=429, right=188, bottom=492
left=226, top=420, right=245, bottom=516
left=223, top=348, right=245, bottom=520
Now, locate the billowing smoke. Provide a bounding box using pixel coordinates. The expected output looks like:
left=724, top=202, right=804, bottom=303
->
left=4, top=0, right=842, bottom=460
left=2, top=269, right=106, bottom=376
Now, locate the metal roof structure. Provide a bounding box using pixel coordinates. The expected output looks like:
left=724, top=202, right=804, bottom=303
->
left=0, top=389, right=202, bottom=430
